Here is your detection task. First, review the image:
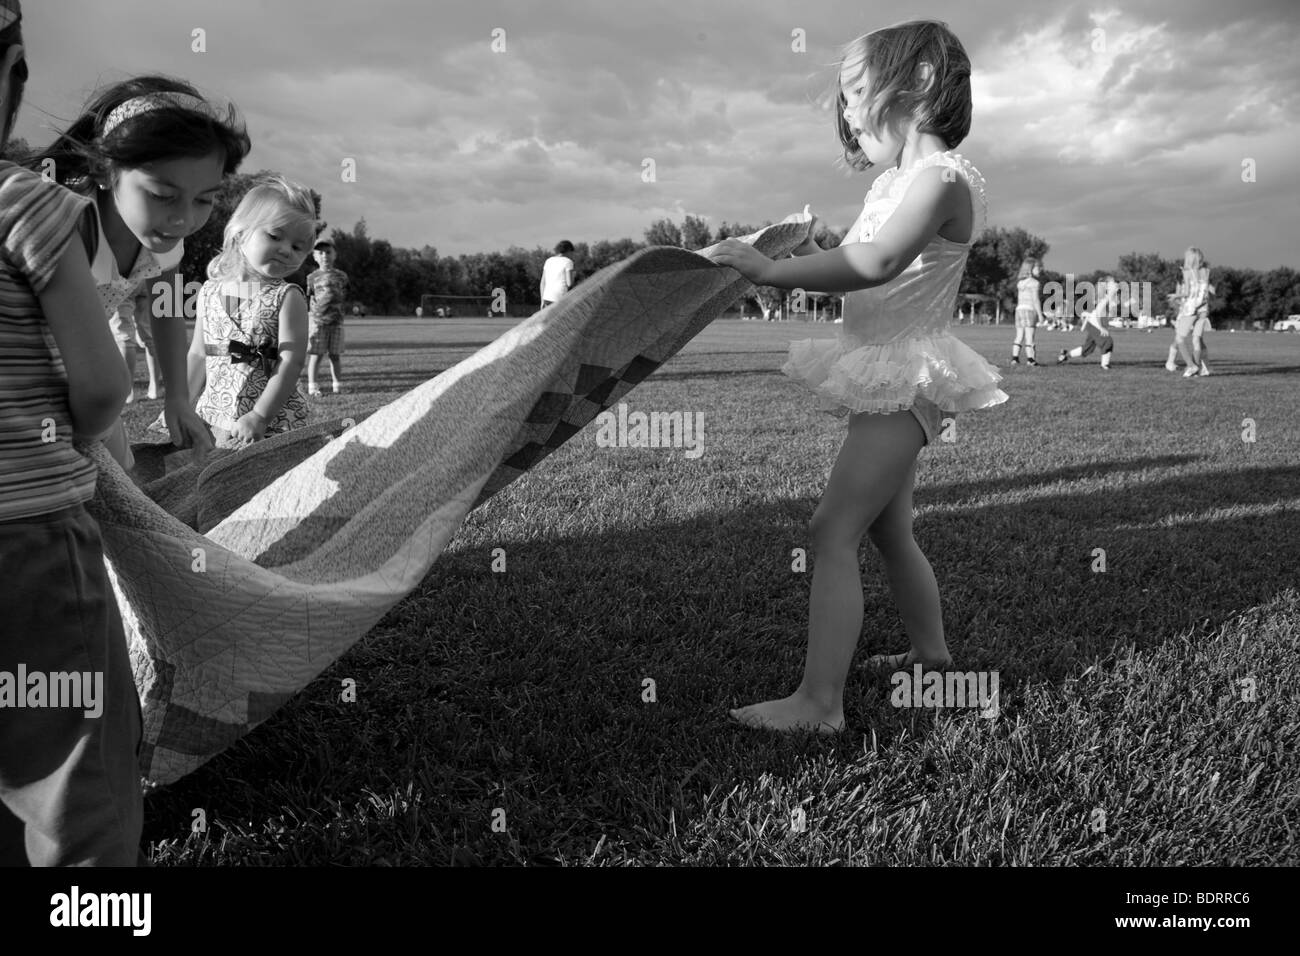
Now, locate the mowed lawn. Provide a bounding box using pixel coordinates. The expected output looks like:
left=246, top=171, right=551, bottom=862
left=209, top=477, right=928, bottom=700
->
left=122, top=318, right=1300, bottom=866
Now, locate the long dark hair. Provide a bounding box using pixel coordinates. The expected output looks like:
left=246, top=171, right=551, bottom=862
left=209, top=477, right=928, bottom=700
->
left=30, top=75, right=250, bottom=192
left=0, top=19, right=25, bottom=142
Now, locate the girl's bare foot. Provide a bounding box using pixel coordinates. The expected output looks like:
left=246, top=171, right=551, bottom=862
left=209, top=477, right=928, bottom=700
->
left=728, top=693, right=843, bottom=733
left=866, top=649, right=954, bottom=672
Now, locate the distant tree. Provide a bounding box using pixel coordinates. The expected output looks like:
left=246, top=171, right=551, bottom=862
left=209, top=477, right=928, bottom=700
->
left=752, top=286, right=783, bottom=320
left=644, top=218, right=683, bottom=247
left=681, top=215, right=713, bottom=250
left=393, top=247, right=436, bottom=313
left=588, top=238, right=643, bottom=275
left=331, top=219, right=400, bottom=313
left=1115, top=252, right=1180, bottom=318
left=964, top=226, right=1050, bottom=312
left=566, top=241, right=593, bottom=284
left=1262, top=266, right=1300, bottom=321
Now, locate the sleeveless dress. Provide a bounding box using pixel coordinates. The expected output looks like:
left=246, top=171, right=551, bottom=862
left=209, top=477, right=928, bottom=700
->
left=782, top=150, right=1007, bottom=418
left=194, top=279, right=310, bottom=436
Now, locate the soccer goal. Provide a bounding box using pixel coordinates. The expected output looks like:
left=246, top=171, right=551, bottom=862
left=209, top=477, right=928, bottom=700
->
left=419, top=294, right=502, bottom=318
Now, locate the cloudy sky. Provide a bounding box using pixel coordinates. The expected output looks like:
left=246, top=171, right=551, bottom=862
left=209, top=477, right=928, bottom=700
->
left=15, top=0, right=1299, bottom=272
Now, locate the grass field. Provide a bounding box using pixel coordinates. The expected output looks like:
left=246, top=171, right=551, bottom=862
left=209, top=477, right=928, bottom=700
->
left=122, top=318, right=1300, bottom=866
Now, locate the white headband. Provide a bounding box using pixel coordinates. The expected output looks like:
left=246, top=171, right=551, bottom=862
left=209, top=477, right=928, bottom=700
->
left=102, top=92, right=218, bottom=138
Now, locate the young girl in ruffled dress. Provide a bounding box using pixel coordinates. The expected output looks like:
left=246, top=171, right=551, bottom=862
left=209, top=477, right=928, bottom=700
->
left=188, top=176, right=314, bottom=446
left=707, top=20, right=1006, bottom=732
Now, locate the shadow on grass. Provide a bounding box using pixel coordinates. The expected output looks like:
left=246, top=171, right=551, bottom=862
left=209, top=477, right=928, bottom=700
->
left=140, top=455, right=1300, bottom=862
left=348, top=340, right=503, bottom=352
left=919, top=454, right=1205, bottom=505
left=650, top=368, right=785, bottom=382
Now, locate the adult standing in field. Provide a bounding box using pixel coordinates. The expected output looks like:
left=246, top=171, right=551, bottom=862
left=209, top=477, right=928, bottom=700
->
left=540, top=240, right=575, bottom=308
left=1009, top=257, right=1043, bottom=366
left=1165, top=247, right=1212, bottom=377
left=306, top=237, right=349, bottom=395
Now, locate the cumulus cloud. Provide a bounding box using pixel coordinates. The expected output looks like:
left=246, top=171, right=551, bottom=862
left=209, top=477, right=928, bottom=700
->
left=14, top=0, right=1297, bottom=270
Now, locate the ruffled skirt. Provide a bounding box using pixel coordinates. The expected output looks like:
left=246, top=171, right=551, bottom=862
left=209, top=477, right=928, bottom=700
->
left=782, top=332, right=1008, bottom=417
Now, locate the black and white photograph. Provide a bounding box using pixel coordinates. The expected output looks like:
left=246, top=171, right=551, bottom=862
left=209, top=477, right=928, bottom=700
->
left=0, top=0, right=1294, bottom=929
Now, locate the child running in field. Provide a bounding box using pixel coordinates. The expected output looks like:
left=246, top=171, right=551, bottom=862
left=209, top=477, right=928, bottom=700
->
left=1010, top=257, right=1044, bottom=365
left=707, top=20, right=1006, bottom=732
left=0, top=0, right=141, bottom=865
left=305, top=237, right=348, bottom=395
left=188, top=176, right=314, bottom=446
left=32, top=76, right=252, bottom=468
left=1057, top=276, right=1116, bottom=369
left=1166, top=247, right=1212, bottom=377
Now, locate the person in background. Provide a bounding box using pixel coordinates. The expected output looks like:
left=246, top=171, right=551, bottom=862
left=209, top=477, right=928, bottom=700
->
left=1166, top=247, right=1212, bottom=377
left=305, top=237, right=348, bottom=395
left=1057, top=280, right=1116, bottom=370
left=540, top=239, right=575, bottom=308
left=1010, top=257, right=1043, bottom=366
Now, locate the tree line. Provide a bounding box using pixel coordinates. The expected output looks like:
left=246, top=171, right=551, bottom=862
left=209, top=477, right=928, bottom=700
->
left=3, top=138, right=1295, bottom=326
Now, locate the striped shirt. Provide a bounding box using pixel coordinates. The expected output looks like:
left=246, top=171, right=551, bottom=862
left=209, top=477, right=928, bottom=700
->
left=0, top=162, right=98, bottom=521
left=306, top=267, right=348, bottom=325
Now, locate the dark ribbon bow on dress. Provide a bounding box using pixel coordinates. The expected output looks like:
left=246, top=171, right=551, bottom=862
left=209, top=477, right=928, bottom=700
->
left=227, top=339, right=279, bottom=378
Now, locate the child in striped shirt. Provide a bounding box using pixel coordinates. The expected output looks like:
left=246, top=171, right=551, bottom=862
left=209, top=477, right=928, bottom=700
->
left=0, top=0, right=143, bottom=866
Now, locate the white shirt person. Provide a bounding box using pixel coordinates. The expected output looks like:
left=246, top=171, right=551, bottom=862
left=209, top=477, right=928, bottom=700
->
left=540, top=240, right=575, bottom=307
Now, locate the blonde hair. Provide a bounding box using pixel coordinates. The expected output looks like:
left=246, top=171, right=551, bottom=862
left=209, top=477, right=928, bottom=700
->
left=1018, top=258, right=1039, bottom=279
left=208, top=174, right=317, bottom=280
left=833, top=20, right=972, bottom=172
left=1183, top=246, right=1206, bottom=273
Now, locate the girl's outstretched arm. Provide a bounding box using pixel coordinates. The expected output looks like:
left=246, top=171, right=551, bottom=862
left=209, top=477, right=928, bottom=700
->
left=706, top=167, right=968, bottom=293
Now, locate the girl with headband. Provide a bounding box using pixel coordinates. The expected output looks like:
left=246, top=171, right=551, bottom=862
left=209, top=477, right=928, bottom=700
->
left=32, top=76, right=252, bottom=468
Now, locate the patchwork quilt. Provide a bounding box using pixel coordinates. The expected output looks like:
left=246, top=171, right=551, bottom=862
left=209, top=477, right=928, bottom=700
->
left=81, top=215, right=813, bottom=787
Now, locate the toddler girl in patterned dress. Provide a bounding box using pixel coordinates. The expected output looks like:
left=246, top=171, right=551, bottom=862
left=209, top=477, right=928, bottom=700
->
left=708, top=20, right=1006, bottom=732
left=188, top=176, right=314, bottom=446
